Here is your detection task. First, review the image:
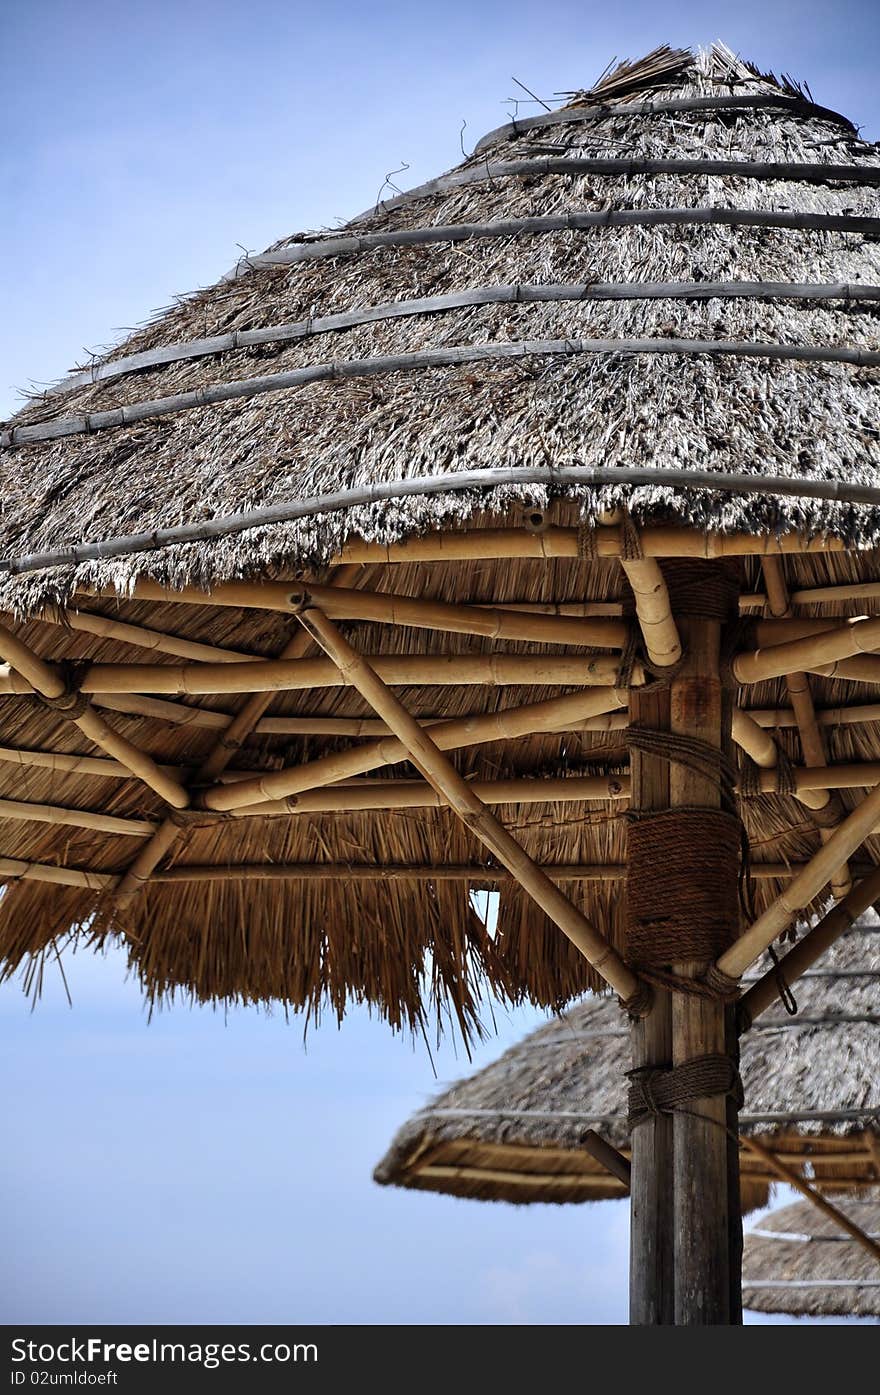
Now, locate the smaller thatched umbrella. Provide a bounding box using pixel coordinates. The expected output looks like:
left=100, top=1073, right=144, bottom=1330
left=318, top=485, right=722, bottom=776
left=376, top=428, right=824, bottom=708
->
left=742, top=1199, right=880, bottom=1318
left=374, top=918, right=880, bottom=1209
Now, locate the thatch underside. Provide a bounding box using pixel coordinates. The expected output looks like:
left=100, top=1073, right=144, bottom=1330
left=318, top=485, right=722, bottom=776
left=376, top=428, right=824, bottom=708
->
left=374, top=922, right=880, bottom=1202
left=0, top=45, right=879, bottom=1031
left=742, top=1199, right=880, bottom=1316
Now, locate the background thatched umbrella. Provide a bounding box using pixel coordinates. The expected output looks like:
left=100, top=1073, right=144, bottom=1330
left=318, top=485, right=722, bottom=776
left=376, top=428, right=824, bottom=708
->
left=375, top=916, right=880, bottom=1208
left=1, top=39, right=880, bottom=1322
left=742, top=1198, right=880, bottom=1317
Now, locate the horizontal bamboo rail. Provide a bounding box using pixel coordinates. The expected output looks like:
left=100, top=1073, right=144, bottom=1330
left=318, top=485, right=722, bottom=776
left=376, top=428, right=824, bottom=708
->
left=8, top=333, right=880, bottom=449
left=0, top=621, right=189, bottom=807
left=718, top=779, right=880, bottom=978
left=732, top=616, right=880, bottom=685
left=47, top=279, right=879, bottom=395
left=232, top=773, right=630, bottom=816
left=200, top=687, right=626, bottom=811
left=351, top=155, right=880, bottom=222
left=738, top=864, right=880, bottom=1025
left=747, top=702, right=880, bottom=729
left=0, top=855, right=116, bottom=890
left=0, top=796, right=154, bottom=837
left=219, top=207, right=879, bottom=281
left=472, top=91, right=854, bottom=152
left=0, top=653, right=641, bottom=697
left=102, top=576, right=631, bottom=648
left=293, top=604, right=640, bottom=1001
left=808, top=656, right=880, bottom=684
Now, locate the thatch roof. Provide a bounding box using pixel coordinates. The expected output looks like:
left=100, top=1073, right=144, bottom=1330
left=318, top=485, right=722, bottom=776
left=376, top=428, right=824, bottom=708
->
left=1, top=42, right=880, bottom=1030
left=374, top=919, right=880, bottom=1204
left=742, top=1198, right=880, bottom=1317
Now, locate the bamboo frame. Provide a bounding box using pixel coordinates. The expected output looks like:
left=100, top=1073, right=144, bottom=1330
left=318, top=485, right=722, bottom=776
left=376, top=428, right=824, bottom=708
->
left=718, top=779, right=880, bottom=978
left=200, top=687, right=626, bottom=812
left=0, top=653, right=641, bottom=697
left=730, top=709, right=827, bottom=812
left=292, top=603, right=640, bottom=1001
left=0, top=621, right=189, bottom=808
left=747, top=701, right=880, bottom=730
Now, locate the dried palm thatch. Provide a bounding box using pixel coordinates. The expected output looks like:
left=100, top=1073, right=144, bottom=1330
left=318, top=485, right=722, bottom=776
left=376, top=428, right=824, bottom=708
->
left=0, top=43, right=879, bottom=1037
left=374, top=919, right=880, bottom=1204
left=742, top=1198, right=880, bottom=1317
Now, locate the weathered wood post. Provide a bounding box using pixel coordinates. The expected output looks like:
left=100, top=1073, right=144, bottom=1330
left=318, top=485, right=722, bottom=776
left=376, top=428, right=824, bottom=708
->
left=626, top=561, right=743, bottom=1325
left=628, top=684, right=674, bottom=1325
left=670, top=601, right=741, bottom=1324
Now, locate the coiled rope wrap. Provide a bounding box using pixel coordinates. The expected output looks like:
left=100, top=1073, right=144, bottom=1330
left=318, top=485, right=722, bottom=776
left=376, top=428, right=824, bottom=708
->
left=626, top=1053, right=744, bottom=1130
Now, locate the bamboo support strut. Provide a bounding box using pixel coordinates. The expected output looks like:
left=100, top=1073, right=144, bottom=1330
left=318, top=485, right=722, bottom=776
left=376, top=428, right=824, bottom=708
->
left=747, top=701, right=880, bottom=729
left=738, top=864, right=880, bottom=1025
left=0, top=621, right=189, bottom=808
left=200, top=687, right=626, bottom=811
left=718, top=778, right=880, bottom=978
left=730, top=709, right=827, bottom=811
left=0, top=796, right=154, bottom=837
left=231, top=773, right=629, bottom=817
left=0, top=652, right=642, bottom=697
left=30, top=607, right=258, bottom=663
left=292, top=604, right=640, bottom=1001
left=737, top=1137, right=880, bottom=1265
left=620, top=560, right=682, bottom=669
left=110, top=576, right=630, bottom=649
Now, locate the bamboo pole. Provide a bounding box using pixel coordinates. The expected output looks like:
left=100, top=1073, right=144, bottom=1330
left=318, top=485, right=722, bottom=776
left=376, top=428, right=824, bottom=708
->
left=761, top=558, right=851, bottom=898
left=745, top=701, right=880, bottom=730
left=732, top=616, right=880, bottom=685
left=0, top=621, right=189, bottom=807
left=629, top=684, right=674, bottom=1325
left=30, top=607, right=258, bottom=663
left=671, top=608, right=739, bottom=1325
left=737, top=1137, right=880, bottom=1264
left=0, top=855, right=117, bottom=890
left=738, top=864, right=880, bottom=1025
left=231, top=773, right=630, bottom=817
left=111, top=564, right=361, bottom=904
left=291, top=604, right=640, bottom=1001
left=200, top=687, right=626, bottom=811
left=718, top=779, right=880, bottom=978
left=105, top=577, right=631, bottom=650
left=0, top=797, right=154, bottom=837
left=0, top=652, right=640, bottom=697
left=620, top=560, right=682, bottom=669
left=730, top=709, right=828, bottom=812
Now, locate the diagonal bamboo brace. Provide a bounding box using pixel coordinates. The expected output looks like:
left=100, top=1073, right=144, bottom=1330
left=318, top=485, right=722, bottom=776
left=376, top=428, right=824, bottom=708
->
left=0, top=620, right=189, bottom=808
left=718, top=778, right=880, bottom=978
left=293, top=603, right=641, bottom=1003
left=738, top=863, right=880, bottom=1026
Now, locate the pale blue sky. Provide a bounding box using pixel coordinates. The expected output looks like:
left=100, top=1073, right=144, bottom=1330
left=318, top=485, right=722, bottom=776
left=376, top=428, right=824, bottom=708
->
left=1, top=0, right=878, bottom=1325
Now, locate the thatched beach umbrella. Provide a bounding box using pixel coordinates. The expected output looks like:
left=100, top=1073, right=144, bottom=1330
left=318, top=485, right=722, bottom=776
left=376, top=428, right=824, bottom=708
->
left=742, top=1199, right=880, bottom=1318
left=374, top=917, right=880, bottom=1211
left=1, top=40, right=880, bottom=1322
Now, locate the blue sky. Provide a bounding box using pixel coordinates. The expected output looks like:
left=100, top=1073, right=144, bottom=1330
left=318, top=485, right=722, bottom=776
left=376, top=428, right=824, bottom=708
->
left=1, top=0, right=878, bottom=1325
